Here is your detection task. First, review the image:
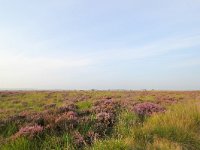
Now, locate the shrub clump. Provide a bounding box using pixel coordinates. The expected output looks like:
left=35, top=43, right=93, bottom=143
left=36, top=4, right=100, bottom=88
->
left=85, top=131, right=99, bottom=145
left=133, top=102, right=165, bottom=120
left=56, top=104, right=78, bottom=114
left=73, top=131, right=86, bottom=149
left=54, top=111, right=78, bottom=132
left=13, top=124, right=43, bottom=139
left=92, top=99, right=120, bottom=114
left=32, top=113, right=56, bottom=127
left=92, top=99, right=120, bottom=137
left=95, top=112, right=115, bottom=136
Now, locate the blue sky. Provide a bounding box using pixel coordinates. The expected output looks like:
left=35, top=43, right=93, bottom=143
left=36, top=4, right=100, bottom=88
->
left=0, top=0, right=200, bottom=90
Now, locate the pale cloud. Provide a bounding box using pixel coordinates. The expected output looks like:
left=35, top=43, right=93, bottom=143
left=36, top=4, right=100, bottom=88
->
left=91, top=34, right=200, bottom=62
left=170, top=58, right=200, bottom=68
left=0, top=55, right=91, bottom=69
left=1, top=34, right=199, bottom=74
left=0, top=54, right=92, bottom=76
left=0, top=54, right=93, bottom=89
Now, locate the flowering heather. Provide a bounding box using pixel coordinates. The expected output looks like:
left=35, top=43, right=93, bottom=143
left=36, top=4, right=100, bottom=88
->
left=66, top=111, right=78, bottom=119
left=85, top=131, right=100, bottom=145
left=92, top=99, right=120, bottom=114
left=1, top=91, right=198, bottom=149
left=32, top=113, right=56, bottom=127
left=56, top=104, right=78, bottom=114
left=4, top=112, right=32, bottom=126
left=73, top=131, right=86, bottom=148
left=13, top=125, right=43, bottom=139
left=90, top=99, right=121, bottom=137
left=56, top=106, right=70, bottom=113
left=155, top=95, right=179, bottom=104
left=54, top=111, right=78, bottom=131
left=96, top=112, right=114, bottom=123
left=95, top=112, right=116, bottom=136
left=133, top=102, right=165, bottom=116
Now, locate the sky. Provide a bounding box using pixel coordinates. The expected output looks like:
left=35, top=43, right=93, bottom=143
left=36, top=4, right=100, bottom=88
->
left=0, top=0, right=200, bottom=90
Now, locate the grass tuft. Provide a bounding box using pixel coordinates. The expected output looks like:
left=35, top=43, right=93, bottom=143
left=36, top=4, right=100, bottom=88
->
left=77, top=101, right=92, bottom=111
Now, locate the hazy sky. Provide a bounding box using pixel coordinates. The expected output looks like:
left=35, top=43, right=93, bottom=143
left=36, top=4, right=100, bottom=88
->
left=0, top=0, right=200, bottom=90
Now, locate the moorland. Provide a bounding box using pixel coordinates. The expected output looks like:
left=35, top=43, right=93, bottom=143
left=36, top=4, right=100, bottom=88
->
left=0, top=90, right=200, bottom=150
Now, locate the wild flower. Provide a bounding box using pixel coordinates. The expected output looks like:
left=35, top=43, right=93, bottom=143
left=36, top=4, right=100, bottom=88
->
left=92, top=99, right=120, bottom=114
left=133, top=102, right=165, bottom=116
left=32, top=113, right=56, bottom=127
left=56, top=104, right=78, bottom=114
left=13, top=124, right=43, bottom=139
left=94, top=112, right=115, bottom=137
left=66, top=111, right=78, bottom=119
left=73, top=131, right=86, bottom=148
left=54, top=111, right=78, bottom=132
left=96, top=112, right=114, bottom=123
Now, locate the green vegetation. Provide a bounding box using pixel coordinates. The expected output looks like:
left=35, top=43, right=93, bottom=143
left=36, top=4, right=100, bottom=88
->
left=85, top=138, right=133, bottom=150
left=0, top=91, right=200, bottom=150
left=77, top=101, right=92, bottom=111
left=89, top=101, right=200, bottom=150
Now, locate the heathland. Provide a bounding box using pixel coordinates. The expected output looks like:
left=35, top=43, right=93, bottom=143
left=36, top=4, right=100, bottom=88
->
left=0, top=90, right=200, bottom=150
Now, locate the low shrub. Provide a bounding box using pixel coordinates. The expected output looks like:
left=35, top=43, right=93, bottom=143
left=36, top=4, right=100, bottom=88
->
left=13, top=125, right=43, bottom=139
left=54, top=111, right=78, bottom=132
left=133, top=102, right=165, bottom=122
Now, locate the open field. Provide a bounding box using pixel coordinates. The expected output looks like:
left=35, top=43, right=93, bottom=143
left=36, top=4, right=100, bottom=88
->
left=0, top=90, right=200, bottom=150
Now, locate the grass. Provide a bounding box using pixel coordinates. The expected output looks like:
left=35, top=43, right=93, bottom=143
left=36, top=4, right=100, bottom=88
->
left=137, top=95, right=156, bottom=102
left=77, top=101, right=92, bottom=111
left=136, top=101, right=200, bottom=149
left=1, top=134, right=75, bottom=150
left=0, top=91, right=200, bottom=149
left=85, top=138, right=133, bottom=150
left=114, top=110, right=137, bottom=138
left=89, top=100, right=200, bottom=150
left=0, top=122, right=18, bottom=137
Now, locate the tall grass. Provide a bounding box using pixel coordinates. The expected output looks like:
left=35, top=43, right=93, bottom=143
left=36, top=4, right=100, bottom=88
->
left=1, top=134, right=75, bottom=150
left=134, top=101, right=200, bottom=149
left=89, top=101, right=200, bottom=150
left=0, top=122, right=18, bottom=137
left=85, top=138, right=133, bottom=150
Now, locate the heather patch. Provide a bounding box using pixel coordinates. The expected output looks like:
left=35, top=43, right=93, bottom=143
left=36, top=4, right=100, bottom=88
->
left=13, top=125, right=43, bottom=139
left=133, top=102, right=165, bottom=122
left=54, top=111, right=78, bottom=132
left=0, top=91, right=200, bottom=150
